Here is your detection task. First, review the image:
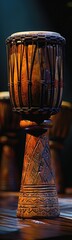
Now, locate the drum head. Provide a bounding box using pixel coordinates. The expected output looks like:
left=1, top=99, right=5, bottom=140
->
left=6, top=31, right=65, bottom=45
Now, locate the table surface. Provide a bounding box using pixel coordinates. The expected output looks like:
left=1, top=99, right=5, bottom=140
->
left=0, top=192, right=72, bottom=240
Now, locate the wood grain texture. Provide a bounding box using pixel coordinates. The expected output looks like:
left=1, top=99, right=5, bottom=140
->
left=0, top=192, right=72, bottom=239
left=17, top=130, right=59, bottom=218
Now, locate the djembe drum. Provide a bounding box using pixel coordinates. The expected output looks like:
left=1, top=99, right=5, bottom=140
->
left=6, top=31, right=65, bottom=218
left=49, top=100, right=72, bottom=193
left=0, top=91, right=23, bottom=191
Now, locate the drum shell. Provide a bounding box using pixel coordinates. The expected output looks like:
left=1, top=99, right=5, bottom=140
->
left=6, top=32, right=65, bottom=123
left=49, top=101, right=72, bottom=140
left=0, top=95, right=20, bottom=133
left=0, top=93, right=24, bottom=191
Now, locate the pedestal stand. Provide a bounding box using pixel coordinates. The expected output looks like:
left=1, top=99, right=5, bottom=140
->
left=17, top=120, right=60, bottom=218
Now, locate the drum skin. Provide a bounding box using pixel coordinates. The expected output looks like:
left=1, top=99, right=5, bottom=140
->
left=6, top=31, right=65, bottom=123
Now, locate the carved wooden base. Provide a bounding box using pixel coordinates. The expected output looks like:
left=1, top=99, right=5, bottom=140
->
left=17, top=184, right=59, bottom=218
left=49, top=142, right=64, bottom=193
left=17, top=122, right=60, bottom=218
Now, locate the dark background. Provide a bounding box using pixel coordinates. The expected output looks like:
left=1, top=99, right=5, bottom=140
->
left=0, top=0, right=72, bottom=188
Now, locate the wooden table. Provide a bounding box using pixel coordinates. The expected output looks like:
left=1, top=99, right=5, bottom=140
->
left=0, top=192, right=72, bottom=239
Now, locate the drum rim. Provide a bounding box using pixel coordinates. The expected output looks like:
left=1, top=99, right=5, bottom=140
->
left=62, top=101, right=72, bottom=109
left=0, top=91, right=10, bottom=99
left=6, top=31, right=65, bottom=44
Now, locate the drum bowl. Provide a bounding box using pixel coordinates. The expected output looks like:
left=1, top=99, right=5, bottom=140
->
left=6, top=31, right=65, bottom=123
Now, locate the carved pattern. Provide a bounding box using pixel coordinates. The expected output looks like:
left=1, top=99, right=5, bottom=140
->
left=17, top=131, right=59, bottom=218
left=21, top=131, right=55, bottom=185
left=17, top=185, right=59, bottom=218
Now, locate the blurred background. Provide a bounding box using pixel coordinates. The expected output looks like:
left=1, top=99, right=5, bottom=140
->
left=0, top=0, right=72, bottom=192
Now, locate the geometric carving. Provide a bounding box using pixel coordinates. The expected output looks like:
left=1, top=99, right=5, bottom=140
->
left=17, top=130, right=60, bottom=218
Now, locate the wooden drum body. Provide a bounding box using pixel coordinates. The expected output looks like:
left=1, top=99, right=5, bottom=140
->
left=49, top=101, right=72, bottom=193
left=0, top=91, right=22, bottom=191
left=6, top=31, right=65, bottom=218
left=6, top=31, right=65, bottom=122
